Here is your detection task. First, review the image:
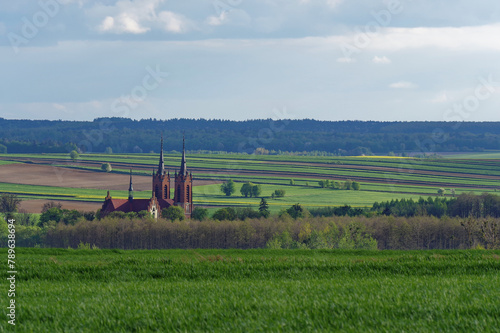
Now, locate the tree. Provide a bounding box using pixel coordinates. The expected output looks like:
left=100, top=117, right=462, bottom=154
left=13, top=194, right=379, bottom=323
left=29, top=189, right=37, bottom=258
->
left=290, top=179, right=295, bottom=185
left=240, top=182, right=254, bottom=197
left=252, top=184, right=262, bottom=197
left=69, top=150, right=79, bottom=162
left=104, top=147, right=113, bottom=154
left=101, top=163, right=112, bottom=172
left=0, top=194, right=21, bottom=214
left=212, top=207, right=237, bottom=221
left=162, top=206, right=185, bottom=221
left=287, top=203, right=305, bottom=219
left=274, top=189, right=286, bottom=198
left=437, top=188, right=446, bottom=196
left=220, top=179, right=236, bottom=196
left=0, top=144, right=7, bottom=154
left=42, top=201, right=62, bottom=213
left=192, top=207, right=209, bottom=221
left=39, top=207, right=64, bottom=226
left=344, top=179, right=353, bottom=190
left=259, top=198, right=270, bottom=218
left=352, top=181, right=360, bottom=191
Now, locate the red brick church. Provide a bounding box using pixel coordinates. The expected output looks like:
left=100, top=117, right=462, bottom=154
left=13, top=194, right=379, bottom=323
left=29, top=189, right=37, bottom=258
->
left=101, top=137, right=194, bottom=218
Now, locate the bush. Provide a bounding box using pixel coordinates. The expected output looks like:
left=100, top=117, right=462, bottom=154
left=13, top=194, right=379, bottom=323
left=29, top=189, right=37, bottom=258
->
left=274, top=189, right=286, bottom=198
left=69, top=150, right=79, bottom=162
left=162, top=206, right=185, bottom=221
left=101, top=163, right=112, bottom=172
left=192, top=207, right=209, bottom=221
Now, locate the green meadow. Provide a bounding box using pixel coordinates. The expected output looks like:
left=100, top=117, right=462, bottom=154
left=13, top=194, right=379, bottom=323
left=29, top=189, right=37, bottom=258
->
left=2, top=248, right=499, bottom=332
left=1, top=152, right=500, bottom=212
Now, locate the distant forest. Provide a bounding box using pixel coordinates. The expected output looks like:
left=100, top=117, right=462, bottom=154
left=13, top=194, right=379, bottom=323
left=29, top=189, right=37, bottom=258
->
left=0, top=118, right=499, bottom=155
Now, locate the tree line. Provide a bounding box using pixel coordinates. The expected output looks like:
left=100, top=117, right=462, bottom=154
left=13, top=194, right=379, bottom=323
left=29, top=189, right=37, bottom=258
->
left=1, top=118, right=500, bottom=154
left=2, top=215, right=498, bottom=250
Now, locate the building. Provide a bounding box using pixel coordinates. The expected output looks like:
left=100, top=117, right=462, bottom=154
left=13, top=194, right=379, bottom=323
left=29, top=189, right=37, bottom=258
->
left=101, top=137, right=193, bottom=218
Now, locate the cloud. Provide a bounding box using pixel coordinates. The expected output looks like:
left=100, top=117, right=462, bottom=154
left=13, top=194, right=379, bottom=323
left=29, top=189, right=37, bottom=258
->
left=372, top=56, right=391, bottom=64
left=389, top=81, right=417, bottom=89
left=99, top=14, right=149, bottom=34
left=93, top=0, right=191, bottom=34
left=364, top=24, right=500, bottom=52
left=158, top=11, right=188, bottom=33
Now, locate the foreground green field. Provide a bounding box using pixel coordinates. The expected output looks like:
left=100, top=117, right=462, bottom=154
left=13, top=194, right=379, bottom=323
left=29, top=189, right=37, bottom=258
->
left=2, top=248, right=500, bottom=332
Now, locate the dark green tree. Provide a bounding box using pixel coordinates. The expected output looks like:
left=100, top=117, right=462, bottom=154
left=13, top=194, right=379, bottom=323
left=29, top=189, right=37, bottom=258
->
left=162, top=206, right=185, bottom=221
left=212, top=207, right=237, bottom=221
left=39, top=207, right=64, bottom=226
left=240, top=182, right=254, bottom=197
left=287, top=203, right=305, bottom=219
left=259, top=198, right=270, bottom=218
left=252, top=184, right=262, bottom=197
left=220, top=179, right=236, bottom=196
left=192, top=207, right=209, bottom=221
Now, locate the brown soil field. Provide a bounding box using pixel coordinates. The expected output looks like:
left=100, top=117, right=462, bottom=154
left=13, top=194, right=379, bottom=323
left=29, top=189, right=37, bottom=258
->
left=0, top=163, right=220, bottom=190
left=19, top=200, right=102, bottom=214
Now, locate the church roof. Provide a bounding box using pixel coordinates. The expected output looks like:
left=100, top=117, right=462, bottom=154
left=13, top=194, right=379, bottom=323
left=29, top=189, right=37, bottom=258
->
left=102, top=199, right=152, bottom=214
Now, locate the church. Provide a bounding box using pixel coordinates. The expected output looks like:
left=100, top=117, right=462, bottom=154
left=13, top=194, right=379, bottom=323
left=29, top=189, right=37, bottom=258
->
left=100, top=137, right=194, bottom=218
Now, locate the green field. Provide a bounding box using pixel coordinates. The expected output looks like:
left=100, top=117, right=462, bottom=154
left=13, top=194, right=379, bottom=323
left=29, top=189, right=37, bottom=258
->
left=1, top=152, right=500, bottom=212
left=3, top=248, right=499, bottom=332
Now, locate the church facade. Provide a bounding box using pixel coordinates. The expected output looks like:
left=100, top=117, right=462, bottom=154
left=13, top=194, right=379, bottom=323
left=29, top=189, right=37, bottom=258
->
left=101, top=137, right=194, bottom=218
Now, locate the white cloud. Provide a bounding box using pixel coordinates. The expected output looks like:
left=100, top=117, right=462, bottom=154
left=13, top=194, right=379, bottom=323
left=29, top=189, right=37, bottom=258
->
left=92, top=0, right=190, bottom=34
left=365, top=24, right=500, bottom=51
left=389, top=81, right=417, bottom=89
left=158, top=11, right=186, bottom=33
left=372, top=56, right=391, bottom=64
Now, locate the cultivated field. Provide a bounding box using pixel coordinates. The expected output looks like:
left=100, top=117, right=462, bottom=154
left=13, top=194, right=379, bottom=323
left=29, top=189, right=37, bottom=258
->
left=2, top=248, right=499, bottom=332
left=1, top=153, right=500, bottom=213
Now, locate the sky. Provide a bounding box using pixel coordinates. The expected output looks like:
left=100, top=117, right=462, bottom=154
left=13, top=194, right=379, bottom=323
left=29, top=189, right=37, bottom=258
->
left=1, top=0, right=500, bottom=121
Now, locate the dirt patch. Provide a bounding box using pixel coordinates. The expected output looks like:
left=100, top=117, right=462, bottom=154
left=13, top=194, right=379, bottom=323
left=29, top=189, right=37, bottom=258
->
left=19, top=200, right=102, bottom=214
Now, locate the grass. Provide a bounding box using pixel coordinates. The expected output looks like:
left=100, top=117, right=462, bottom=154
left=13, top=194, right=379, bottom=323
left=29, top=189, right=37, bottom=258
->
left=1, top=152, right=500, bottom=211
left=3, top=248, right=500, bottom=332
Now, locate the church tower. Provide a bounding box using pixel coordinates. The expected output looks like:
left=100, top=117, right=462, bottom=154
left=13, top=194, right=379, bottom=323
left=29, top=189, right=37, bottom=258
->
left=174, top=135, right=193, bottom=217
left=152, top=135, right=171, bottom=201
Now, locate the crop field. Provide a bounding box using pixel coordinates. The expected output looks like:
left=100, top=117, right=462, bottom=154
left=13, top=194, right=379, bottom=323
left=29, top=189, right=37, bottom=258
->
left=2, top=248, right=499, bottom=332
left=1, top=153, right=500, bottom=213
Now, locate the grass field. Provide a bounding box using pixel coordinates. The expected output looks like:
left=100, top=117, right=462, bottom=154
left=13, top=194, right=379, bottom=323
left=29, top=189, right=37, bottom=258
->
left=1, top=152, right=500, bottom=213
left=3, top=248, right=499, bottom=332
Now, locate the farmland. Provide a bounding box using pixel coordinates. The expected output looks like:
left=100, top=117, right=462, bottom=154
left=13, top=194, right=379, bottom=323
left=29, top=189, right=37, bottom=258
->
left=2, top=248, right=499, bottom=332
left=1, top=152, right=500, bottom=213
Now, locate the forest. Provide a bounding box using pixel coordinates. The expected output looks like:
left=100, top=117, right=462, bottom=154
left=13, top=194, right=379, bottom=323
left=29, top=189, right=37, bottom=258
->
left=1, top=118, right=500, bottom=154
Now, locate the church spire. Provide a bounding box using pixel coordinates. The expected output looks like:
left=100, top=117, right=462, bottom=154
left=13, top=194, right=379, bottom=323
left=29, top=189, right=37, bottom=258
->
left=180, top=134, right=187, bottom=176
left=158, top=134, right=165, bottom=175
left=128, top=169, right=133, bottom=201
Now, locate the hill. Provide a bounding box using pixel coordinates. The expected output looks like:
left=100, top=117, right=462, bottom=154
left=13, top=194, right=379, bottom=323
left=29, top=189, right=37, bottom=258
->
left=0, top=118, right=499, bottom=154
